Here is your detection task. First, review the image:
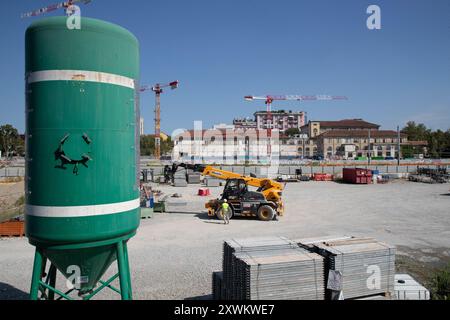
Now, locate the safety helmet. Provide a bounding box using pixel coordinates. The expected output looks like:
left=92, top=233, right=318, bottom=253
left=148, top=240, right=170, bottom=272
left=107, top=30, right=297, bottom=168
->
left=223, top=199, right=227, bottom=203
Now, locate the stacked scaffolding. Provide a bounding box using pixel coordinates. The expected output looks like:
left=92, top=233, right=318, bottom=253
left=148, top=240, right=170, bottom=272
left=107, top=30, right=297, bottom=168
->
left=305, top=238, right=396, bottom=299
left=214, top=237, right=325, bottom=300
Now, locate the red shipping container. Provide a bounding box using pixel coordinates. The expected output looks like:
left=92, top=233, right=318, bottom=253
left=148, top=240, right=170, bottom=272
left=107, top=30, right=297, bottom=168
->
left=343, top=168, right=372, bottom=184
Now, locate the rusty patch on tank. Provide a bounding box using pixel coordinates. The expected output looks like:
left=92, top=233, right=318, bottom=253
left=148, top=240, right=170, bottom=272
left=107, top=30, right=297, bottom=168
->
left=72, top=74, right=86, bottom=81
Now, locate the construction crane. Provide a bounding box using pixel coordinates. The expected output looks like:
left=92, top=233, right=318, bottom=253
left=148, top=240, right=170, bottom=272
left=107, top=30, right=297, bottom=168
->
left=21, top=0, right=92, bottom=18
left=244, top=94, right=348, bottom=157
left=140, top=81, right=179, bottom=159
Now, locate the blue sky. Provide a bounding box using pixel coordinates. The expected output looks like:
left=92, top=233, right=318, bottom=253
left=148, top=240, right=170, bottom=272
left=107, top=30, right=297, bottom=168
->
left=1, top=0, right=449, bottom=135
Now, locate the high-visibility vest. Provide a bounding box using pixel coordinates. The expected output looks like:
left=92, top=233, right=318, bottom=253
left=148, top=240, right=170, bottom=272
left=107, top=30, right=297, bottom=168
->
left=222, top=202, right=229, bottom=211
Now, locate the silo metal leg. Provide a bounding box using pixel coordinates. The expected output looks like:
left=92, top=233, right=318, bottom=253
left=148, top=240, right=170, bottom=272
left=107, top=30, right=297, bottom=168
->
left=30, top=248, right=44, bottom=300
left=47, top=264, right=57, bottom=300
left=117, top=240, right=131, bottom=300
left=123, top=242, right=133, bottom=299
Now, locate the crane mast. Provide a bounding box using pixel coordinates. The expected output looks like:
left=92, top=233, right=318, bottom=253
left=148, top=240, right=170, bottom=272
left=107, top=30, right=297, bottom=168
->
left=140, top=80, right=179, bottom=159
left=244, top=94, right=348, bottom=159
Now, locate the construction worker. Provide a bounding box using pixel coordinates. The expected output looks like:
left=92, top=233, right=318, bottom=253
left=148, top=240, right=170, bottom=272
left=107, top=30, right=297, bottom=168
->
left=221, top=199, right=230, bottom=225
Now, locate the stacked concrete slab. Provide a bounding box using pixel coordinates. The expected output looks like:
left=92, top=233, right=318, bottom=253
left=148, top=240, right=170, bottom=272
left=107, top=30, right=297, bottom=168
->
left=244, top=166, right=256, bottom=176
left=255, top=167, right=268, bottom=178
left=173, top=167, right=187, bottom=187
left=205, top=177, right=220, bottom=187
left=187, top=173, right=201, bottom=184
left=278, top=166, right=290, bottom=175
left=220, top=165, right=233, bottom=172
left=232, top=166, right=245, bottom=175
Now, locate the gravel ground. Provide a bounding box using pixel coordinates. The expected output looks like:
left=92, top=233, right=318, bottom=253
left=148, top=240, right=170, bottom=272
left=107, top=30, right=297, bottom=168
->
left=0, top=180, right=449, bottom=300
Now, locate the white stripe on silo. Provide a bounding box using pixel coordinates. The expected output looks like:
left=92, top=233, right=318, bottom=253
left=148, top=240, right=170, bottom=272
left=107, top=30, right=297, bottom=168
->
left=25, top=198, right=140, bottom=218
left=26, top=70, right=136, bottom=89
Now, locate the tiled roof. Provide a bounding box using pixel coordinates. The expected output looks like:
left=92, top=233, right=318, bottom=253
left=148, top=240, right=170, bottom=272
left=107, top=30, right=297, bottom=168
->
left=403, top=140, right=428, bottom=146
left=311, top=119, right=380, bottom=129
left=318, top=129, right=406, bottom=138
left=176, top=129, right=289, bottom=139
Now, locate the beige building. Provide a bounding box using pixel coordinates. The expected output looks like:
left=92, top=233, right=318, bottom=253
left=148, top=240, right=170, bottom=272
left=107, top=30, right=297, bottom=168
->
left=255, top=110, right=306, bottom=132
left=316, top=129, right=407, bottom=159
left=172, top=119, right=408, bottom=162
left=172, top=128, right=282, bottom=163
left=301, top=119, right=380, bottom=138
left=297, top=119, right=408, bottom=159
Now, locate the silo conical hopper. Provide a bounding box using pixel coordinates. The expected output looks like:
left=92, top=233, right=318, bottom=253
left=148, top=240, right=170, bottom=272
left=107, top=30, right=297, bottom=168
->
left=25, top=17, right=140, bottom=300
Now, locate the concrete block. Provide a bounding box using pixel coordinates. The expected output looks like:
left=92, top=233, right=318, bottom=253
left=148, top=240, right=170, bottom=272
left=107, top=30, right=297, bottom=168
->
left=221, top=166, right=233, bottom=172
left=187, top=174, right=201, bottom=184
left=174, top=178, right=188, bottom=187
left=278, top=166, right=290, bottom=175
left=244, top=166, right=256, bottom=175
left=322, top=166, right=334, bottom=175
left=232, top=166, right=244, bottom=175
left=289, top=166, right=299, bottom=175
left=205, top=177, right=220, bottom=187
left=150, top=166, right=164, bottom=175
left=173, top=168, right=187, bottom=179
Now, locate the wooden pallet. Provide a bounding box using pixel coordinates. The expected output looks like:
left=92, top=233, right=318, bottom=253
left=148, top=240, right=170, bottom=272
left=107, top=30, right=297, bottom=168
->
left=352, top=291, right=393, bottom=300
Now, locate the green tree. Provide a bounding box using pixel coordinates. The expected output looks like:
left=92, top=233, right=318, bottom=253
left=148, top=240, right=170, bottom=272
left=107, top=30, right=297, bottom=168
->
left=140, top=135, right=174, bottom=156
left=401, top=121, right=430, bottom=141
left=0, top=124, right=20, bottom=158
left=140, top=134, right=155, bottom=156
left=428, top=129, right=450, bottom=158
left=161, top=137, right=174, bottom=155
left=401, top=122, right=450, bottom=158
left=431, top=263, right=450, bottom=300
left=285, top=128, right=300, bottom=137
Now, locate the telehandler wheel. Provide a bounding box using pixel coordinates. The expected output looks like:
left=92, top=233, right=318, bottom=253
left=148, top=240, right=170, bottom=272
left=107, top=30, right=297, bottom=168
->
left=257, top=205, right=275, bottom=221
left=215, top=207, right=233, bottom=220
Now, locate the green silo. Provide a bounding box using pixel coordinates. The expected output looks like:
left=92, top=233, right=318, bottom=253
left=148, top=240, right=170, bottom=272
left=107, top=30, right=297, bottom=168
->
left=25, top=16, right=140, bottom=300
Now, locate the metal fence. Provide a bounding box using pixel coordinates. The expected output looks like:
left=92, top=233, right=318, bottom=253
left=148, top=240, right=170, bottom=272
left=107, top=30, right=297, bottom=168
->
left=0, top=167, right=25, bottom=178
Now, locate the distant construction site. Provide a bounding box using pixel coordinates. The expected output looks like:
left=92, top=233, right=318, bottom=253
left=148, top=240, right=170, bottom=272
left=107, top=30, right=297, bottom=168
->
left=1, top=0, right=450, bottom=305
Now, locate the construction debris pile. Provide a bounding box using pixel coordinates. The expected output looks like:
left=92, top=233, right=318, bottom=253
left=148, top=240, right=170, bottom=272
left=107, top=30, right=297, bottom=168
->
left=409, top=166, right=449, bottom=184
left=213, top=236, right=398, bottom=300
